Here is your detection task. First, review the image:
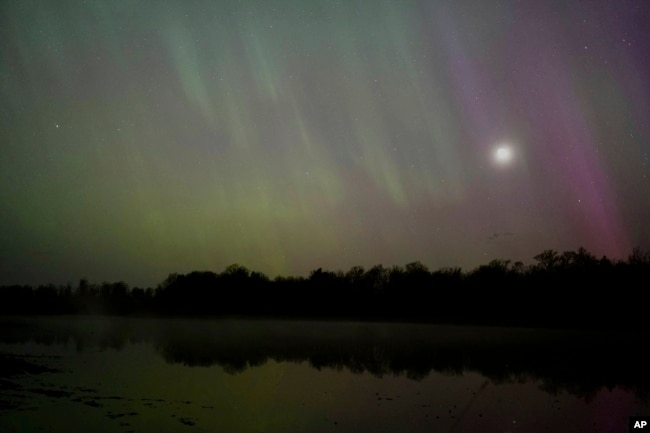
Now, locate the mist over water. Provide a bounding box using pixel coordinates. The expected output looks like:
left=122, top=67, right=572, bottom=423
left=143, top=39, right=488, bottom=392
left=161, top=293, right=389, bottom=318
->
left=1, top=317, right=648, bottom=432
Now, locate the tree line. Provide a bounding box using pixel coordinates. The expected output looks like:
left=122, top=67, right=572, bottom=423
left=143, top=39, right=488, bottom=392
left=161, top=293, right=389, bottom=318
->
left=1, top=247, right=648, bottom=328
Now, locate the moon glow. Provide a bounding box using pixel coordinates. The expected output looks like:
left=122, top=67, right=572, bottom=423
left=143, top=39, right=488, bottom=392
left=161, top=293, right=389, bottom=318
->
left=494, top=145, right=514, bottom=165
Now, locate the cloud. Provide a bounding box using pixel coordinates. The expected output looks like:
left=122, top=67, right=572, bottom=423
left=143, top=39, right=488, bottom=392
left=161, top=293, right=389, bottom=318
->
left=488, top=232, right=514, bottom=241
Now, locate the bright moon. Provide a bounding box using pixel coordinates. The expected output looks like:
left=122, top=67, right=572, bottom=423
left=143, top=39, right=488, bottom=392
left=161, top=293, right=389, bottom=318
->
left=494, top=145, right=513, bottom=164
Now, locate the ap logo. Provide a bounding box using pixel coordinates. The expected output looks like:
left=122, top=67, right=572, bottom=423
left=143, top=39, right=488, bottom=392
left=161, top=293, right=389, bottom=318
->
left=630, top=417, right=650, bottom=432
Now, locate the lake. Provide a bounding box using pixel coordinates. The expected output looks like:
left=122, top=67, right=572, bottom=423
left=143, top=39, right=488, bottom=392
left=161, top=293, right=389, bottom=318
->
left=1, top=316, right=648, bottom=432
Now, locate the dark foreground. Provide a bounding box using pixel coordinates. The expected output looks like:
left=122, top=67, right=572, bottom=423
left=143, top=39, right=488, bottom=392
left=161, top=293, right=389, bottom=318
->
left=1, top=316, right=649, bottom=433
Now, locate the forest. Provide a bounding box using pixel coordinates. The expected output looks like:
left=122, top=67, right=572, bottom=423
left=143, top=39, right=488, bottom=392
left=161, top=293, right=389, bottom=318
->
left=1, top=247, right=649, bottom=329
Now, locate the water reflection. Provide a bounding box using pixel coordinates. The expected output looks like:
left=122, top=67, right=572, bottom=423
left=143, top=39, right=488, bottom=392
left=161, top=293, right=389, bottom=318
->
left=2, top=316, right=648, bottom=402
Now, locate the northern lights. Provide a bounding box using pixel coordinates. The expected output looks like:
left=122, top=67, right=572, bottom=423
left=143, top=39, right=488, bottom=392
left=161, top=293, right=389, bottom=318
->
left=1, top=0, right=649, bottom=287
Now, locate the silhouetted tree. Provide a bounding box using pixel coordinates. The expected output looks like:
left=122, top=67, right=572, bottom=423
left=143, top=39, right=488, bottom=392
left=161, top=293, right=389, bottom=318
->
left=629, top=247, right=650, bottom=266
left=1, top=246, right=649, bottom=328
left=534, top=249, right=559, bottom=271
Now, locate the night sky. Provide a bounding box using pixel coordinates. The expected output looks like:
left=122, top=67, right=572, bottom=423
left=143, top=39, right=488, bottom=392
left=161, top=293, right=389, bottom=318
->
left=1, top=0, right=649, bottom=288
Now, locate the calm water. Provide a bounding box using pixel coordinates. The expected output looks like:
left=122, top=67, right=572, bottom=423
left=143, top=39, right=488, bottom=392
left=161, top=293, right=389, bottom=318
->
left=1, top=316, right=648, bottom=433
